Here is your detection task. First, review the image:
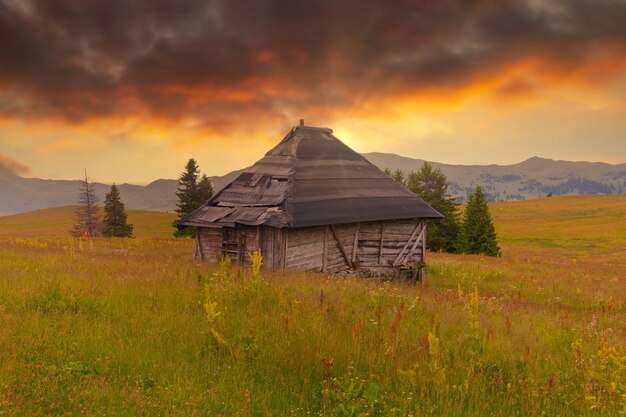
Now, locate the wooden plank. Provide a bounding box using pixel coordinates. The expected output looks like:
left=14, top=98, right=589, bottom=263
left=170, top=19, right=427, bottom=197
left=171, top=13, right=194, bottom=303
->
left=351, top=223, right=360, bottom=264
left=322, top=225, right=329, bottom=272
left=404, top=225, right=425, bottom=264
left=378, top=221, right=385, bottom=264
left=287, top=257, right=323, bottom=271
left=277, top=228, right=286, bottom=270
left=392, top=222, right=422, bottom=266
left=329, top=225, right=351, bottom=269
left=422, top=222, right=426, bottom=264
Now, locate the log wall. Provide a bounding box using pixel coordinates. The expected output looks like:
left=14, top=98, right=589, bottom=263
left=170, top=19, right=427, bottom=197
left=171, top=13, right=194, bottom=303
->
left=195, top=219, right=426, bottom=276
left=283, top=219, right=426, bottom=274
left=195, top=225, right=261, bottom=266
left=195, top=227, right=223, bottom=263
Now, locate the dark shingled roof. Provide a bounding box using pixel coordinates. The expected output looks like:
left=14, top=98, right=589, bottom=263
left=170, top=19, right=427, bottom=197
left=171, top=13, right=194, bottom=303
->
left=178, top=125, right=443, bottom=229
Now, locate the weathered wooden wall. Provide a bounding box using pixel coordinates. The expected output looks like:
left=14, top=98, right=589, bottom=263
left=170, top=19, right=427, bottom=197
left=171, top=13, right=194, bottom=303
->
left=194, top=219, right=426, bottom=275
left=195, top=225, right=261, bottom=266
left=194, top=227, right=222, bottom=263
left=283, top=219, right=426, bottom=275
left=259, top=226, right=286, bottom=270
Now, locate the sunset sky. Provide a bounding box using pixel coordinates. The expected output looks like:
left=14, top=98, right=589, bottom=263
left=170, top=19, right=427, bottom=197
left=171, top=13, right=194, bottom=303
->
left=1, top=0, right=625, bottom=184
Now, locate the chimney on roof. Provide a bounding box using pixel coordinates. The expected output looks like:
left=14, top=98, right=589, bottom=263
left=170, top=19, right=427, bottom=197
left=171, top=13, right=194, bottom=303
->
left=299, top=119, right=304, bottom=126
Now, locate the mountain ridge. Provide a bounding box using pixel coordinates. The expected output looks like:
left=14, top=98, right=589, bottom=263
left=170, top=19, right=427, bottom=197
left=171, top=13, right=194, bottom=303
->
left=1, top=155, right=624, bottom=215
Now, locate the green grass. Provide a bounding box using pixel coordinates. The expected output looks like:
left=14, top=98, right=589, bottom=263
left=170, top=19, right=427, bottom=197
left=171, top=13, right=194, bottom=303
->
left=490, top=195, right=626, bottom=261
left=0, top=196, right=624, bottom=416
left=0, top=206, right=177, bottom=239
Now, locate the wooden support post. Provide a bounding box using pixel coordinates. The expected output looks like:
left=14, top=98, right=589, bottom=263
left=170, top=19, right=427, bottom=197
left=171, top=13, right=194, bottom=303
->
left=393, top=222, right=422, bottom=266
left=283, top=229, right=288, bottom=270
left=351, top=222, right=360, bottom=266
left=378, top=221, right=385, bottom=264
left=322, top=225, right=329, bottom=272
left=329, top=225, right=352, bottom=269
left=421, top=221, right=427, bottom=286
left=195, top=231, right=204, bottom=260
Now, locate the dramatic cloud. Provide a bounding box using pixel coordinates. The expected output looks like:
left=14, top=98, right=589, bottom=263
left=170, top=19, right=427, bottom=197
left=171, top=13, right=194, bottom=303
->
left=0, top=153, right=31, bottom=175
left=1, top=0, right=625, bottom=127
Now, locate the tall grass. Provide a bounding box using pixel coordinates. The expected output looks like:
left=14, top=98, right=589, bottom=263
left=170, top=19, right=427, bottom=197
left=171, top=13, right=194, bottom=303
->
left=0, top=233, right=624, bottom=416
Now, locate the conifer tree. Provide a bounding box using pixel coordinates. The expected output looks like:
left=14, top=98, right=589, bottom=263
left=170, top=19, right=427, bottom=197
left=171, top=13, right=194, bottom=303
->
left=103, top=184, right=133, bottom=237
left=71, top=170, right=101, bottom=237
left=458, top=186, right=501, bottom=256
left=173, top=159, right=214, bottom=237
left=389, top=168, right=406, bottom=186
left=407, top=162, right=460, bottom=252
left=197, top=174, right=214, bottom=204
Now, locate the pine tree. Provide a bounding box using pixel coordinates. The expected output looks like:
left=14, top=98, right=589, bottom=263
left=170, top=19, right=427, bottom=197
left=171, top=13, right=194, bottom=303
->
left=71, top=170, right=101, bottom=237
left=197, top=174, right=214, bottom=204
left=173, top=159, right=214, bottom=237
left=407, top=162, right=460, bottom=252
left=386, top=168, right=406, bottom=186
left=103, top=184, right=133, bottom=237
left=458, top=186, right=501, bottom=256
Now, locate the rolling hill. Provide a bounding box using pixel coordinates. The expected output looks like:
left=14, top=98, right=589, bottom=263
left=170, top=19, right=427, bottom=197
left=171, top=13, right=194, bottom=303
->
left=2, top=196, right=624, bottom=262
left=1, top=154, right=624, bottom=215
left=0, top=206, right=177, bottom=239
left=0, top=170, right=240, bottom=216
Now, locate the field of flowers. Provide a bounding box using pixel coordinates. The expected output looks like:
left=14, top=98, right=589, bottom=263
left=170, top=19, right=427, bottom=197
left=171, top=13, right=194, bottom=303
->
left=0, top=196, right=624, bottom=416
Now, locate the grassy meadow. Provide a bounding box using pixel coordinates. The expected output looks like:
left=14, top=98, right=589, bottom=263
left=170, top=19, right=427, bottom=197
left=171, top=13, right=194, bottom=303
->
left=0, top=196, right=624, bottom=416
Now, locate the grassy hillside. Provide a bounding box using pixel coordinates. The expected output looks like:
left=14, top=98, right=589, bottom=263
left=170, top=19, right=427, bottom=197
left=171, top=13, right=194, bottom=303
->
left=0, top=206, right=177, bottom=239
left=490, top=195, right=626, bottom=261
left=0, top=196, right=624, bottom=415
left=2, top=195, right=624, bottom=258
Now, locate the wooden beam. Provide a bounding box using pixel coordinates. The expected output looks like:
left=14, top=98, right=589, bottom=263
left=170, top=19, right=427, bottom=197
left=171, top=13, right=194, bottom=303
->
left=422, top=222, right=426, bottom=263
left=421, top=221, right=427, bottom=287
left=195, top=231, right=203, bottom=260
left=403, top=223, right=426, bottom=264
left=378, top=221, right=385, bottom=264
left=393, top=222, right=423, bottom=266
left=351, top=222, right=360, bottom=266
left=329, top=225, right=352, bottom=270
left=322, top=225, right=329, bottom=272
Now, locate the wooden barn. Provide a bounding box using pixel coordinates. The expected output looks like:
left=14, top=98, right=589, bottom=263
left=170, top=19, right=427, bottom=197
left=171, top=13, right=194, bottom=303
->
left=178, top=123, right=442, bottom=280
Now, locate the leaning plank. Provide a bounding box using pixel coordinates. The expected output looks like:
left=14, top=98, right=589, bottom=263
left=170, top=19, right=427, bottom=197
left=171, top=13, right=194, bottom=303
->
left=378, top=221, right=385, bottom=264
left=351, top=223, right=360, bottom=264
left=329, top=225, right=352, bottom=269
left=322, top=225, right=329, bottom=272
left=402, top=224, right=426, bottom=265
left=392, top=222, right=423, bottom=266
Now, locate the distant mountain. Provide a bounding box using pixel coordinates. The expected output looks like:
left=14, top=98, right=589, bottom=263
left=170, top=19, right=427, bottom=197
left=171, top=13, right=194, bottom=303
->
left=363, top=153, right=626, bottom=202
left=1, top=155, right=624, bottom=215
left=0, top=170, right=241, bottom=216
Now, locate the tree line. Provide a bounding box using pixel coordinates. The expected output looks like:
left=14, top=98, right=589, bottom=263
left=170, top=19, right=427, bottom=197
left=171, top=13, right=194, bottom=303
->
left=72, top=159, right=499, bottom=258
left=385, top=163, right=501, bottom=256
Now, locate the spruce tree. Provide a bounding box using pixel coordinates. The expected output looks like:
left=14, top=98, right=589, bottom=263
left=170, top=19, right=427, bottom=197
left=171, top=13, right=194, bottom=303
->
left=458, top=186, right=501, bottom=256
left=407, top=162, right=460, bottom=252
left=173, top=159, right=214, bottom=237
left=197, top=174, right=214, bottom=204
left=103, top=184, right=133, bottom=237
left=390, top=168, right=406, bottom=186
left=71, top=170, right=101, bottom=237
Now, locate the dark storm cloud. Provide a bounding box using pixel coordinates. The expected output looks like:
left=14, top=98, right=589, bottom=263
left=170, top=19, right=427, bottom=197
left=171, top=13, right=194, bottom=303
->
left=0, top=0, right=625, bottom=124
left=0, top=153, right=31, bottom=175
